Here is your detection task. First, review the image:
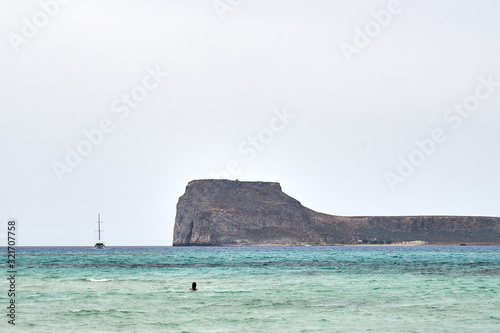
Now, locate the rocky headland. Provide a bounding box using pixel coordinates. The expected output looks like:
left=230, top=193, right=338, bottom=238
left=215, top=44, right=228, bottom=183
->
left=173, top=180, right=500, bottom=246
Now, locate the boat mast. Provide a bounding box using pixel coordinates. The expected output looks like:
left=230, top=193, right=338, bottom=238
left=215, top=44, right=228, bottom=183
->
left=98, top=213, right=101, bottom=242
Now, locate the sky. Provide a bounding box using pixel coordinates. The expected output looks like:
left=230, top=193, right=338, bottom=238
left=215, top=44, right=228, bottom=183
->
left=1, top=0, right=499, bottom=246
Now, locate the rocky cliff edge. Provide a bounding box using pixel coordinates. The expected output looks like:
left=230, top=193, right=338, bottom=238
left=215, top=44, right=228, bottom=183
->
left=173, top=180, right=500, bottom=246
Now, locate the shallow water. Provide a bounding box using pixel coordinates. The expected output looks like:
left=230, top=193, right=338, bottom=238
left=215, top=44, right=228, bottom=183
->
left=2, top=246, right=500, bottom=332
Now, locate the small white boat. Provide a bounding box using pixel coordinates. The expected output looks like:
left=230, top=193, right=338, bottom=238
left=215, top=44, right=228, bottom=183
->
left=94, top=214, right=105, bottom=249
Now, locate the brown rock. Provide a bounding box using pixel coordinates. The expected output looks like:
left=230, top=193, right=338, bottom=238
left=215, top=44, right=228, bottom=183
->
left=173, top=180, right=500, bottom=246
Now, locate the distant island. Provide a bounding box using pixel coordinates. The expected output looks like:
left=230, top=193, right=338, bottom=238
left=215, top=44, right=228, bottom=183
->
left=173, top=180, right=500, bottom=246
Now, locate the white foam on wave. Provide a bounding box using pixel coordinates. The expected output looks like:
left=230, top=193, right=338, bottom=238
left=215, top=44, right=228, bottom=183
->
left=88, top=278, right=113, bottom=282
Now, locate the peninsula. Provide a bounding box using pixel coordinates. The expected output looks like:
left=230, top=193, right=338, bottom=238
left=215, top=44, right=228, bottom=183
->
left=173, top=180, right=500, bottom=246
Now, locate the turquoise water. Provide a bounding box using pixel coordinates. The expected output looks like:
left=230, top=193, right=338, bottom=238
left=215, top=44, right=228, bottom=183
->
left=2, top=246, right=500, bottom=332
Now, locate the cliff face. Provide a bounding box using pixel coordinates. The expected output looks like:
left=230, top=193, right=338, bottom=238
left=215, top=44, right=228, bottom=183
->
left=173, top=180, right=500, bottom=246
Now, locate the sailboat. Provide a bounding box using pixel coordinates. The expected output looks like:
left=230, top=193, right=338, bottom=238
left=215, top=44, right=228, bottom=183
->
left=94, top=213, right=105, bottom=249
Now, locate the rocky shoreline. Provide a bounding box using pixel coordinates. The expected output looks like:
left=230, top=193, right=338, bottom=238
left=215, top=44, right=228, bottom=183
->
left=173, top=180, right=500, bottom=246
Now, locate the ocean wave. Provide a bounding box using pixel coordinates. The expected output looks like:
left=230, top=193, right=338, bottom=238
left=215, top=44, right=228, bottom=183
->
left=87, top=278, right=114, bottom=282
left=70, top=309, right=134, bottom=315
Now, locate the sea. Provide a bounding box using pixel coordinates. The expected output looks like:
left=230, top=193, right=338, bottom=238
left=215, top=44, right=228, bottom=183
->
left=2, top=246, right=500, bottom=332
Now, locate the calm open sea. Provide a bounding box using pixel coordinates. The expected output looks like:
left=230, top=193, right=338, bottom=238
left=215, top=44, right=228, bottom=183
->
left=2, top=246, right=500, bottom=332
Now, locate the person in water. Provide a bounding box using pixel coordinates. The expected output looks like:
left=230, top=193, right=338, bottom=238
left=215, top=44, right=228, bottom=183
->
left=189, top=282, right=197, bottom=291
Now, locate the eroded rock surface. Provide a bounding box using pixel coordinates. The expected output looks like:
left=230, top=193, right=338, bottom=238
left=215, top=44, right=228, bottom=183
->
left=173, top=180, right=500, bottom=246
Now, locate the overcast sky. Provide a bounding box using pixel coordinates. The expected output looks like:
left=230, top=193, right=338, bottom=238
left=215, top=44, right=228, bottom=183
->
left=1, top=0, right=499, bottom=246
